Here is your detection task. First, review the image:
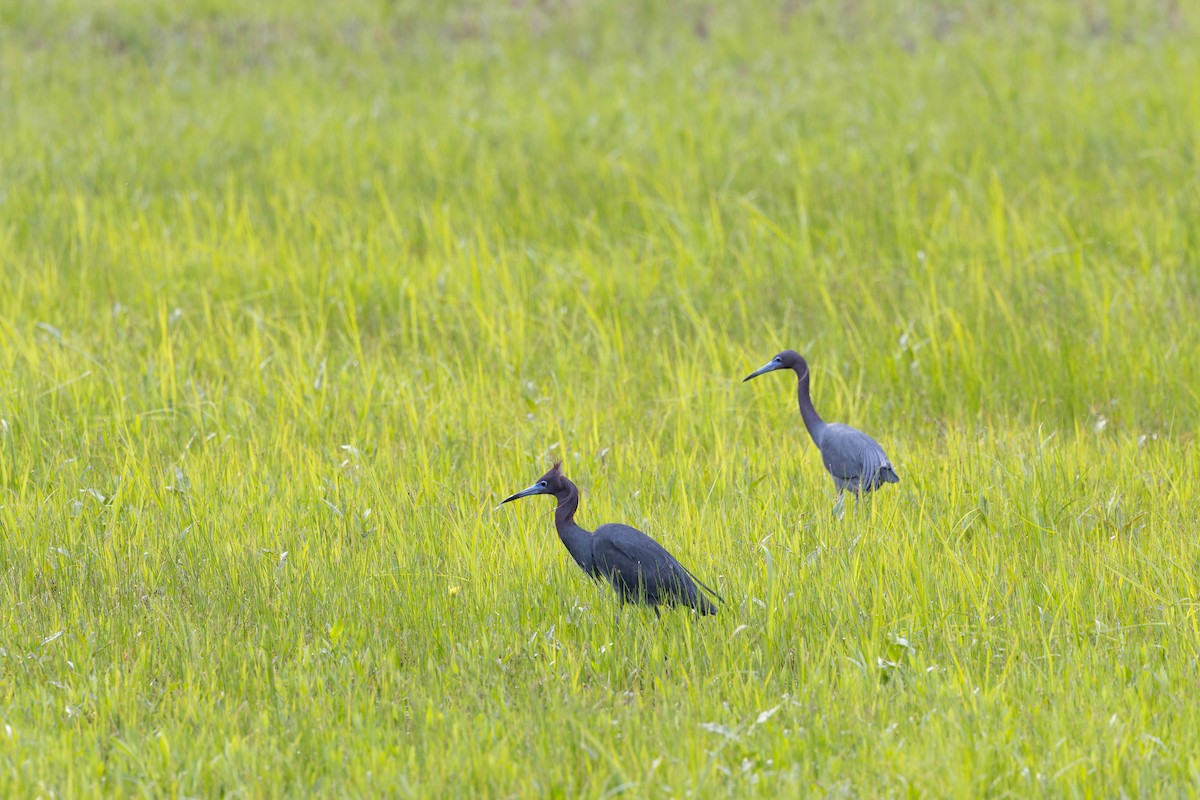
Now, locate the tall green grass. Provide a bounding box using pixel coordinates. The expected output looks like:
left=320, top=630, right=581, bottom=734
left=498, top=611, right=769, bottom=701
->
left=1, top=0, right=1198, bottom=795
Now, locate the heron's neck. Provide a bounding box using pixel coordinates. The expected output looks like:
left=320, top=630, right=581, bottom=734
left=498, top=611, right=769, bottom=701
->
left=553, top=480, right=594, bottom=572
left=796, top=368, right=827, bottom=444
left=554, top=480, right=581, bottom=529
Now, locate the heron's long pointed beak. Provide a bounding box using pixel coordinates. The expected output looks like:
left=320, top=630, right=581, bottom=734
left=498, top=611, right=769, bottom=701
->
left=743, top=361, right=783, bottom=382
left=501, top=484, right=543, bottom=504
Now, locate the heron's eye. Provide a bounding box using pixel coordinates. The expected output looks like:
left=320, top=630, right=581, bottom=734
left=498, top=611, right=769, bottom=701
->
left=773, top=357, right=782, bottom=363
left=538, top=481, right=547, bottom=488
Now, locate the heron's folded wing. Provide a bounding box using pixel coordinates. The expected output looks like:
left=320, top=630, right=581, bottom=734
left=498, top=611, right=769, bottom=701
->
left=821, top=424, right=893, bottom=480
left=593, top=524, right=694, bottom=594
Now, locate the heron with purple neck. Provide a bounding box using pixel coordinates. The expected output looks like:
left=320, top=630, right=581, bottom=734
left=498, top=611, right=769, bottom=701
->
left=743, top=350, right=899, bottom=497
left=501, top=462, right=721, bottom=617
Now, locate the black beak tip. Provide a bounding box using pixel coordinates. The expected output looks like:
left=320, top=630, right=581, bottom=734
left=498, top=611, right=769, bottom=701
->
left=742, top=374, right=754, bottom=383
left=500, top=494, right=519, bottom=504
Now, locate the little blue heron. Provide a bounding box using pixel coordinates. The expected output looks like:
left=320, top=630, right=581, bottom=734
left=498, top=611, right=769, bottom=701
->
left=501, top=462, right=721, bottom=616
left=744, top=350, right=899, bottom=495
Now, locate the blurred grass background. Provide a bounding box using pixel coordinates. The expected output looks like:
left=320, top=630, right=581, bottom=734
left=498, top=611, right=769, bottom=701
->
left=1, top=0, right=1199, bottom=796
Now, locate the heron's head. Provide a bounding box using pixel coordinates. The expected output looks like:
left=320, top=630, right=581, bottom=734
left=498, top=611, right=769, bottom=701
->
left=501, top=461, right=568, bottom=504
left=743, top=349, right=806, bottom=382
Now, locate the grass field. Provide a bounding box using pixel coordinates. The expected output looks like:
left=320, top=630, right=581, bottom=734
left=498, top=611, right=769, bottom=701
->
left=2, top=0, right=1200, bottom=796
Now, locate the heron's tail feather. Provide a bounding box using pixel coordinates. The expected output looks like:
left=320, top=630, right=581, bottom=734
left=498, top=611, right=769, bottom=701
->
left=680, top=565, right=724, bottom=611
left=880, top=466, right=900, bottom=484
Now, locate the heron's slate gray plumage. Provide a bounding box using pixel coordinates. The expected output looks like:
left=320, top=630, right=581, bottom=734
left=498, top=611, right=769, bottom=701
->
left=743, top=350, right=899, bottom=494
left=501, top=463, right=721, bottom=615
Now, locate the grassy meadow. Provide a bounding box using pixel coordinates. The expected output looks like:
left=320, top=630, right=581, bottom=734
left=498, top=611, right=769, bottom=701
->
left=3, top=0, right=1200, bottom=795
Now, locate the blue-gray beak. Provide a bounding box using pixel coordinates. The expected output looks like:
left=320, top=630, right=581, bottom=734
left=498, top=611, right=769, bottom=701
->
left=501, top=483, right=547, bottom=504
left=743, top=360, right=783, bottom=382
